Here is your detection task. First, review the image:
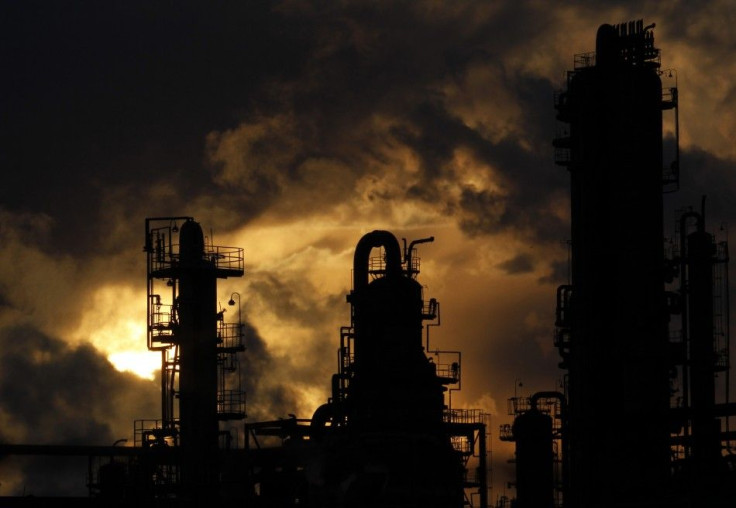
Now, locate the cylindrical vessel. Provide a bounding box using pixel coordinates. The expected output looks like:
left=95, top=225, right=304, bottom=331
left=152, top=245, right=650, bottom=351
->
left=349, top=231, right=444, bottom=432
left=318, top=230, right=462, bottom=508
left=687, top=226, right=721, bottom=469
left=563, top=23, right=670, bottom=506
left=513, top=409, right=554, bottom=508
left=177, top=220, right=219, bottom=494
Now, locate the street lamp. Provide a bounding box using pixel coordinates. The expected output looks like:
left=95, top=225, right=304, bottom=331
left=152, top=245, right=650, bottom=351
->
left=228, top=292, right=242, bottom=328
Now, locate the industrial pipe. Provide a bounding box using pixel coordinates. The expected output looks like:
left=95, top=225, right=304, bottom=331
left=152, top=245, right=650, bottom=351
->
left=353, top=230, right=403, bottom=291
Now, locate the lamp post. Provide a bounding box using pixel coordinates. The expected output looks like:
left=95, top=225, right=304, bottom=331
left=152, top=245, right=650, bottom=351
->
left=228, top=292, right=242, bottom=338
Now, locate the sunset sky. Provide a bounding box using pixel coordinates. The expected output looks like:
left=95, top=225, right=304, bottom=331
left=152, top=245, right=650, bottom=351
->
left=2, top=0, right=735, bottom=497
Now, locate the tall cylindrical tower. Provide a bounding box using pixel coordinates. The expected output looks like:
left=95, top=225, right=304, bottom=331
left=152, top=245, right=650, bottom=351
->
left=144, top=216, right=245, bottom=500
left=176, top=220, right=220, bottom=488
left=554, top=21, right=671, bottom=507
left=683, top=213, right=723, bottom=473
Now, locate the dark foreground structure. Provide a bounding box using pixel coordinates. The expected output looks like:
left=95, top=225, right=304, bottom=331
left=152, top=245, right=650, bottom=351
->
left=502, top=20, right=736, bottom=508
left=0, top=222, right=488, bottom=507
left=244, top=230, right=488, bottom=507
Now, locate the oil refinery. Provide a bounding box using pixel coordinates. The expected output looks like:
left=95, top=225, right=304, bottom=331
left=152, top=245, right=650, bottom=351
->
left=0, top=19, right=734, bottom=508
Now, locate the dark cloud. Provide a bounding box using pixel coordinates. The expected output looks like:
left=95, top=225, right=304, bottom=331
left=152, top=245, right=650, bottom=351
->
left=497, top=253, right=535, bottom=275
left=0, top=326, right=158, bottom=445
left=393, top=98, right=568, bottom=241
left=0, top=325, right=159, bottom=495
left=538, top=258, right=570, bottom=286
left=3, top=1, right=730, bottom=260
left=2, top=0, right=575, bottom=258
left=2, top=2, right=283, bottom=256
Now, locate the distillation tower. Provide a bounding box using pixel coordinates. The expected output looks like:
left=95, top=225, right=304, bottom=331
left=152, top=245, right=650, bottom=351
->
left=142, top=216, right=246, bottom=500
left=505, top=20, right=736, bottom=508
left=667, top=204, right=733, bottom=502
left=552, top=21, right=672, bottom=507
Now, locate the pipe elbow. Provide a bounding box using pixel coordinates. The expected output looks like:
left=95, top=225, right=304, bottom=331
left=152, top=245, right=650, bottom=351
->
left=353, top=230, right=403, bottom=290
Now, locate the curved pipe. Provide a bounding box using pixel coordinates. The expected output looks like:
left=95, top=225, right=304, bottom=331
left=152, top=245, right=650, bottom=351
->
left=405, top=236, right=435, bottom=274
left=353, top=230, right=403, bottom=291
left=310, top=403, right=333, bottom=442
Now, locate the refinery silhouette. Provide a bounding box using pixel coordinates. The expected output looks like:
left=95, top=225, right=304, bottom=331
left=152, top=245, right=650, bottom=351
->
left=1, top=19, right=735, bottom=508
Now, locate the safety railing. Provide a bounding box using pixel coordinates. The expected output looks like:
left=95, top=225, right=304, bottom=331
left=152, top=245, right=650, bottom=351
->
left=499, top=423, right=514, bottom=441
left=205, top=245, right=244, bottom=273
left=574, top=51, right=595, bottom=69
left=133, top=419, right=178, bottom=448
left=435, top=362, right=460, bottom=383
left=149, top=302, right=175, bottom=345
left=444, top=408, right=489, bottom=425
left=451, top=435, right=472, bottom=455
left=217, top=322, right=245, bottom=352
left=422, top=298, right=438, bottom=320
left=217, top=390, right=246, bottom=418
left=507, top=396, right=531, bottom=415
left=149, top=244, right=244, bottom=274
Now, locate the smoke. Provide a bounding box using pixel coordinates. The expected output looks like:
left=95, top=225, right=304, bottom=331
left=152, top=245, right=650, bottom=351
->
left=237, top=268, right=349, bottom=421
left=239, top=319, right=308, bottom=422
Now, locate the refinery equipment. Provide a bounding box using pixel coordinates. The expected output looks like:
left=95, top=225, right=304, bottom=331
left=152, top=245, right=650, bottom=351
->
left=0, top=223, right=489, bottom=506
left=246, top=230, right=490, bottom=507
left=0, top=217, right=249, bottom=505
left=140, top=216, right=246, bottom=500
left=667, top=204, right=734, bottom=502
left=553, top=22, right=673, bottom=505
left=500, top=392, right=564, bottom=508
left=501, top=20, right=736, bottom=508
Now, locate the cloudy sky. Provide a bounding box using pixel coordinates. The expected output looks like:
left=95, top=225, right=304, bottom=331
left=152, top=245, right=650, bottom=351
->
left=2, top=0, right=735, bottom=497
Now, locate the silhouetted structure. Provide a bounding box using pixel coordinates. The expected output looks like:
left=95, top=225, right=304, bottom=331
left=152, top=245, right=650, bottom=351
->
left=667, top=205, right=734, bottom=504
left=141, top=217, right=246, bottom=500
left=554, top=20, right=673, bottom=507
left=500, top=392, right=562, bottom=508
left=502, top=20, right=735, bottom=508
left=247, top=230, right=489, bottom=507
left=0, top=225, right=489, bottom=506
